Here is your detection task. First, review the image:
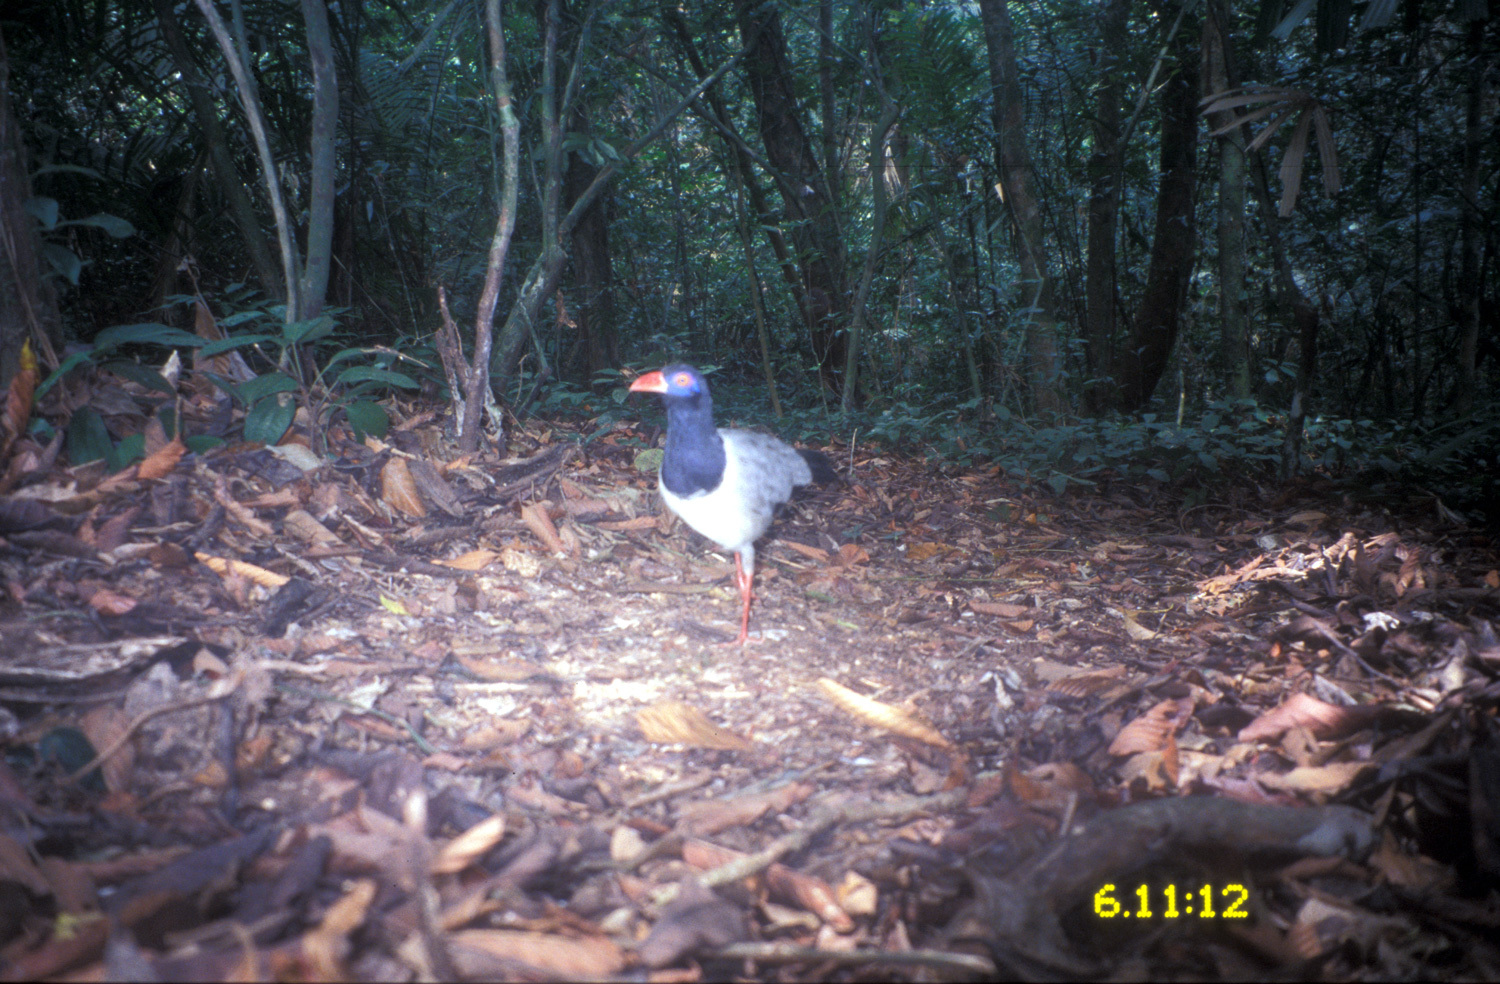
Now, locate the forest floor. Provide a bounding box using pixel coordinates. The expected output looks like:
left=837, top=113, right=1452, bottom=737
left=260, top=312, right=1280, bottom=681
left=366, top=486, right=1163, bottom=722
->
left=2, top=391, right=1499, bottom=982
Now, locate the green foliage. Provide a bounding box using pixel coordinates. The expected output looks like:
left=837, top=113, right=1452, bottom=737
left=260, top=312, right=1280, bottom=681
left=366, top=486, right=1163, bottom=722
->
left=186, top=293, right=424, bottom=449
left=25, top=164, right=136, bottom=287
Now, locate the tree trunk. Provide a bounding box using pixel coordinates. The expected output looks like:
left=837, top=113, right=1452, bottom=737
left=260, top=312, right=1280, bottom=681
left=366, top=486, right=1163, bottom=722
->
left=977, top=0, right=1063, bottom=416
left=662, top=8, right=811, bottom=349
left=1083, top=0, right=1128, bottom=413
left=298, top=0, right=338, bottom=319
left=1110, top=2, right=1199, bottom=412
left=564, top=145, right=617, bottom=383
left=1454, top=18, right=1487, bottom=415
left=150, top=0, right=281, bottom=300
left=735, top=0, right=849, bottom=393
left=0, top=26, right=60, bottom=382
left=1205, top=0, right=1250, bottom=400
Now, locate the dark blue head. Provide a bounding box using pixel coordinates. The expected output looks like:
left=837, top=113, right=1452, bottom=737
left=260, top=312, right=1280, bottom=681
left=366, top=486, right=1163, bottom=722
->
left=629, top=364, right=711, bottom=405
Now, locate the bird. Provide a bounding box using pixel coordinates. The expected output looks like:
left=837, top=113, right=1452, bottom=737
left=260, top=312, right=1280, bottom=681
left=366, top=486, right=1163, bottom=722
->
left=630, top=365, right=835, bottom=644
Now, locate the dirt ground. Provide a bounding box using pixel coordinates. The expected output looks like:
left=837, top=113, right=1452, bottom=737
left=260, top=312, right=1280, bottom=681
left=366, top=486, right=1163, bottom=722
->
left=2, top=406, right=1498, bottom=981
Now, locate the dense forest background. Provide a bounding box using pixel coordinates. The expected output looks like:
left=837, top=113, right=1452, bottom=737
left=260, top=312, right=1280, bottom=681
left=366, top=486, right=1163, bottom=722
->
left=0, top=0, right=1496, bottom=507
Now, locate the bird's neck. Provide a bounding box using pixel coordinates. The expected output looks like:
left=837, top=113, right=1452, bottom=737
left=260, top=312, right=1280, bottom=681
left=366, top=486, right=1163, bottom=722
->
left=662, top=395, right=725, bottom=496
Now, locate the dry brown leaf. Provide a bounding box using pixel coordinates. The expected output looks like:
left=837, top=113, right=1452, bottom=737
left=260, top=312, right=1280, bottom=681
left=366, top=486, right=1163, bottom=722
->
left=1008, top=761, right=1097, bottom=813
left=676, top=782, right=813, bottom=837
left=447, top=930, right=624, bottom=979
left=970, top=600, right=1029, bottom=618
left=782, top=540, right=830, bottom=563
left=816, top=678, right=952, bottom=749
left=765, top=862, right=854, bottom=932
left=1108, top=698, right=1194, bottom=756
left=835, top=871, right=878, bottom=917
left=459, top=720, right=531, bottom=750
left=520, top=501, right=566, bottom=553
left=905, top=541, right=951, bottom=562
left=438, top=549, right=498, bottom=571
left=303, top=878, right=376, bottom=981
left=380, top=457, right=427, bottom=518
left=1046, top=665, right=1129, bottom=699
left=87, top=587, right=137, bottom=616
left=1120, top=611, right=1157, bottom=640
left=0, top=340, right=37, bottom=459
left=137, top=436, right=186, bottom=481
left=1258, top=761, right=1371, bottom=795
left=433, top=813, right=507, bottom=875
left=836, top=543, right=869, bottom=566
left=195, top=552, right=290, bottom=588
left=596, top=516, right=658, bottom=532
left=637, top=701, right=751, bottom=752
left=283, top=508, right=343, bottom=547
left=1238, top=692, right=1378, bottom=743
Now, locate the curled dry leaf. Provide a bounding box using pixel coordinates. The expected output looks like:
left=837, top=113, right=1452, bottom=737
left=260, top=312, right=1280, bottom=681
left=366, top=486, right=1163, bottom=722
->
left=433, top=813, right=507, bottom=875
left=682, top=838, right=853, bottom=932
left=87, top=587, right=138, bottom=616
left=676, top=782, right=813, bottom=837
left=519, top=501, right=566, bottom=554
left=302, top=878, right=377, bottom=981
left=836, top=543, right=869, bottom=566
left=1108, top=697, right=1194, bottom=756
left=970, top=600, right=1029, bottom=618
left=136, top=436, right=186, bottom=481
left=816, top=678, right=953, bottom=749
left=1239, top=692, right=1379, bottom=743
left=637, top=701, right=751, bottom=752
left=781, top=540, right=830, bottom=563
left=379, top=457, right=427, bottom=519
left=195, top=553, right=290, bottom=589
left=1047, top=665, right=1129, bottom=700
left=283, top=509, right=343, bottom=547
left=437, top=549, right=498, bottom=571
left=447, top=929, right=625, bottom=979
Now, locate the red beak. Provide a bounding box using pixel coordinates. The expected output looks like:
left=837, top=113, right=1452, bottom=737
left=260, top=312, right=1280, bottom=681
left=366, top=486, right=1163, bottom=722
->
left=629, top=371, right=668, bottom=393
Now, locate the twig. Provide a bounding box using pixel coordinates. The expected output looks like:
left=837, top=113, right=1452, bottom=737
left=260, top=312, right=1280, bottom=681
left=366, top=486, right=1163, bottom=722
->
left=718, top=941, right=996, bottom=979
left=698, top=789, right=967, bottom=890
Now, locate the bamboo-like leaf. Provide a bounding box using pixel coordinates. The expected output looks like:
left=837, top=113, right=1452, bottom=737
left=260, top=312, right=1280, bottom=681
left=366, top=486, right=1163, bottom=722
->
left=1279, top=111, right=1314, bottom=217
left=1311, top=106, right=1341, bottom=193
left=1246, top=109, right=1296, bottom=155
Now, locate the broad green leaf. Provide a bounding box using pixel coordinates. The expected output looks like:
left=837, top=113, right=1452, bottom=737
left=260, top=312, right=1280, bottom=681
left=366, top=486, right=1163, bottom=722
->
left=107, top=432, right=146, bottom=472
left=60, top=212, right=135, bottom=238
left=66, top=408, right=112, bottom=465
left=334, top=366, right=419, bottom=390
left=344, top=400, right=389, bottom=441
left=199, top=333, right=278, bottom=357
left=31, top=164, right=102, bottom=180
left=36, top=349, right=97, bottom=398
left=93, top=323, right=205, bottom=351
left=1047, top=473, right=1070, bottom=496
left=185, top=435, right=225, bottom=454
left=282, top=315, right=336, bottom=345
left=40, top=243, right=82, bottom=284
left=101, top=360, right=177, bottom=397
left=244, top=395, right=295, bottom=446
left=221, top=310, right=269, bottom=328
left=25, top=196, right=59, bottom=229
left=233, top=372, right=300, bottom=406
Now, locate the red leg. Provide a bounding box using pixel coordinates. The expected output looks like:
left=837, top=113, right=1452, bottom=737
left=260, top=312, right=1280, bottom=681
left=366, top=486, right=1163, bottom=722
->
left=726, top=551, right=754, bottom=646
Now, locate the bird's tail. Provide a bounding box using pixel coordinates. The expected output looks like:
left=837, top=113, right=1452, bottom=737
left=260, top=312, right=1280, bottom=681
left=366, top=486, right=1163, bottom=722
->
left=798, top=449, right=838, bottom=486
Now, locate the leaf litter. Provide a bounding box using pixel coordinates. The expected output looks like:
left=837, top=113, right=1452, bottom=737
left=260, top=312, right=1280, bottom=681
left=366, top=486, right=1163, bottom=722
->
left=0, top=385, right=1498, bottom=980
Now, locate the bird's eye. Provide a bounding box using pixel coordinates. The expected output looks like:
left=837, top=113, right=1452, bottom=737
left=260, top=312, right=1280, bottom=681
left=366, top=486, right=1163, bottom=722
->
left=673, top=373, right=693, bottom=388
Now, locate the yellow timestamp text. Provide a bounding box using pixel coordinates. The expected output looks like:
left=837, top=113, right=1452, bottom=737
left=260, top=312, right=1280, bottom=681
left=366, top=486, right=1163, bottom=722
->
left=1093, top=882, right=1250, bottom=919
